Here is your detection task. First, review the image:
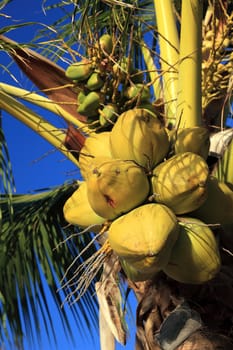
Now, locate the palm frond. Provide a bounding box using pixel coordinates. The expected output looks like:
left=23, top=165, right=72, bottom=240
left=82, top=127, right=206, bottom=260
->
left=0, top=115, right=15, bottom=231
left=0, top=183, right=99, bottom=347
left=29, top=0, right=156, bottom=69
left=0, top=34, right=87, bottom=123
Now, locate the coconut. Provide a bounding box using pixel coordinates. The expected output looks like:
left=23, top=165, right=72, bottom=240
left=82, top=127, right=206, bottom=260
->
left=151, top=152, right=209, bottom=214
left=163, top=217, right=221, bottom=284
left=63, top=181, right=105, bottom=228
left=119, top=258, right=158, bottom=282
left=77, top=91, right=101, bottom=117
left=191, top=176, right=233, bottom=225
left=109, top=108, right=169, bottom=169
left=108, top=203, right=180, bottom=277
left=86, top=71, right=104, bottom=91
left=170, top=127, right=210, bottom=160
left=65, top=59, right=93, bottom=81
left=86, top=159, right=150, bottom=220
left=98, top=34, right=113, bottom=55
left=79, top=132, right=114, bottom=179
left=99, top=104, right=118, bottom=127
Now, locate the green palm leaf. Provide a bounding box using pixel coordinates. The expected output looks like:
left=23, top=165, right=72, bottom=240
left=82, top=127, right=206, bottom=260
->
left=0, top=183, right=99, bottom=346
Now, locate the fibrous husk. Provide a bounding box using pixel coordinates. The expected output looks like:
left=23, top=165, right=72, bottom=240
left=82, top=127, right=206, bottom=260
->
left=151, top=152, right=209, bottom=214
left=86, top=159, right=150, bottom=220
left=108, top=203, right=180, bottom=279
left=176, top=331, right=233, bottom=350
left=63, top=181, right=105, bottom=228
left=163, top=217, right=221, bottom=284
left=109, top=108, right=169, bottom=169
left=79, top=132, right=114, bottom=179
left=190, top=176, right=233, bottom=225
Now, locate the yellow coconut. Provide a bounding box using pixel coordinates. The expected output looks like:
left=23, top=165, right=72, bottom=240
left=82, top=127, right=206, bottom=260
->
left=163, top=217, right=221, bottom=284
left=79, top=132, right=114, bottom=179
left=86, top=159, right=150, bottom=220
left=170, top=127, right=210, bottom=160
left=63, top=181, right=106, bottom=228
left=108, top=203, right=180, bottom=277
left=151, top=152, right=209, bottom=214
left=120, top=258, right=159, bottom=282
left=109, top=108, right=169, bottom=169
left=191, top=176, right=233, bottom=225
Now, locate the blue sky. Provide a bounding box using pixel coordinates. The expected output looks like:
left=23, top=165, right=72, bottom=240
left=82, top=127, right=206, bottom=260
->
left=1, top=1, right=137, bottom=349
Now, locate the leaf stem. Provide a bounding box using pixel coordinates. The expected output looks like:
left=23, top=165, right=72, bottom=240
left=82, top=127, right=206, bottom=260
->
left=0, top=82, right=90, bottom=134
left=154, top=0, right=179, bottom=126
left=176, top=0, right=203, bottom=128
left=0, top=90, right=80, bottom=166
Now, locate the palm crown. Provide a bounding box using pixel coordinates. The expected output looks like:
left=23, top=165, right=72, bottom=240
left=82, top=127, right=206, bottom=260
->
left=0, top=1, right=233, bottom=349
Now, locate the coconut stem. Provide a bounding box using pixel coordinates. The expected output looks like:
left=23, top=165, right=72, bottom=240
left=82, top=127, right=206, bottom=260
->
left=176, top=0, right=203, bottom=128
left=0, top=90, right=80, bottom=166
left=0, top=82, right=90, bottom=133
left=154, top=0, right=180, bottom=127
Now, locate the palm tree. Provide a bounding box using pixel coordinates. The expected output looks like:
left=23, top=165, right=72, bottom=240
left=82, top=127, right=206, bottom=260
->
left=0, top=0, right=233, bottom=349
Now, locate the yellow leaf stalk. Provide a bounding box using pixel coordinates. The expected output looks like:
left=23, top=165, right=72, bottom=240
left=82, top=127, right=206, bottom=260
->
left=0, top=82, right=90, bottom=134
left=154, top=0, right=179, bottom=126
left=0, top=90, right=79, bottom=166
left=176, top=0, right=203, bottom=128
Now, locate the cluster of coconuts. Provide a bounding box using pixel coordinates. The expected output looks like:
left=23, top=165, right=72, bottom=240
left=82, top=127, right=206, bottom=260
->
left=65, top=34, right=151, bottom=130
left=63, top=105, right=233, bottom=285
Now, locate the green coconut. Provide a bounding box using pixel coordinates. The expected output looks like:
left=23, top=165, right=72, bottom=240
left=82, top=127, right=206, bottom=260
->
left=123, top=83, right=151, bottom=102
left=99, top=104, right=118, bottom=127
left=86, top=71, right=104, bottom=91
left=77, top=91, right=101, bottom=117
left=65, top=59, right=93, bottom=81
left=98, top=34, right=113, bottom=55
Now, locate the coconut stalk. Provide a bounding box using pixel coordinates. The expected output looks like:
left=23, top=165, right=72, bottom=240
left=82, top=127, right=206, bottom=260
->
left=140, top=41, right=162, bottom=100
left=176, top=0, right=203, bottom=128
left=153, top=0, right=179, bottom=127
left=0, top=90, right=80, bottom=166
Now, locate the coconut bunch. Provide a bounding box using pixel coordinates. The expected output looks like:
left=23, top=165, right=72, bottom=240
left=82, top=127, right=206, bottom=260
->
left=202, top=7, right=233, bottom=127
left=62, top=105, right=233, bottom=286
left=65, top=34, right=152, bottom=130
